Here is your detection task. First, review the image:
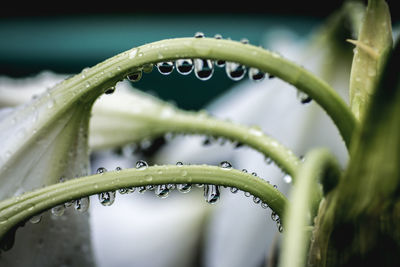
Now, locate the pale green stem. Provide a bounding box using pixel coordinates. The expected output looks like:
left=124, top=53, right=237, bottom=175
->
left=92, top=108, right=300, bottom=177
left=0, top=164, right=287, bottom=242
left=56, top=37, right=356, bottom=148
left=279, top=149, right=341, bottom=267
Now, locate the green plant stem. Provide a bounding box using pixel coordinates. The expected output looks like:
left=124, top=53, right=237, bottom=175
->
left=279, top=149, right=341, bottom=267
left=92, top=103, right=300, bottom=177
left=56, top=37, right=356, bottom=148
left=0, top=164, right=287, bottom=242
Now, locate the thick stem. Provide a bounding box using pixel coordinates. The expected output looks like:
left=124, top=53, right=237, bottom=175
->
left=0, top=164, right=288, bottom=242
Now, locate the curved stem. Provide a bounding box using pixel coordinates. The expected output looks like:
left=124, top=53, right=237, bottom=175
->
left=91, top=100, right=301, bottom=177
left=57, top=37, right=356, bottom=148
left=279, top=148, right=341, bottom=267
left=0, top=164, right=288, bottom=242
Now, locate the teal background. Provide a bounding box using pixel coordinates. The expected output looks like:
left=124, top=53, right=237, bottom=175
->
left=0, top=15, right=321, bottom=109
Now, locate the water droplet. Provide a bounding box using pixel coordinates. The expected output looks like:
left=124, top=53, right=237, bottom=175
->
left=104, top=86, right=115, bottom=95
left=155, top=184, right=170, bottom=198
left=96, top=167, right=107, bottom=174
left=297, top=91, right=312, bottom=104
left=240, top=38, right=249, bottom=44
left=115, top=166, right=122, bottom=172
left=194, top=59, right=214, bottom=81
left=273, top=184, right=278, bottom=189
left=177, top=183, right=191, bottom=193
left=146, top=185, right=155, bottom=191
left=118, top=188, right=129, bottom=194
left=265, top=157, right=273, bottom=165
left=136, top=160, right=148, bottom=170
left=157, top=62, right=174, bottom=75
left=75, top=197, right=90, bottom=212
left=204, top=184, right=220, bottom=204
left=196, top=184, right=204, bottom=188
left=244, top=191, right=251, bottom=197
left=271, top=211, right=279, bottom=221
left=138, top=186, right=146, bottom=193
left=251, top=172, right=257, bottom=177
left=219, top=161, right=232, bottom=169
left=98, top=191, right=116, bottom=206
left=261, top=202, right=269, bottom=209
left=253, top=196, right=261, bottom=204
left=127, top=71, right=142, bottom=82
left=213, top=34, right=226, bottom=67
left=283, top=174, right=292, bottom=184
left=29, top=214, right=42, bottom=224
left=248, top=68, right=265, bottom=82
left=167, top=184, right=176, bottom=190
left=142, top=63, right=154, bottom=73
left=226, top=62, right=247, bottom=81
left=242, top=169, right=248, bottom=173
left=51, top=204, right=65, bottom=217
left=230, top=187, right=239, bottom=193
left=194, top=32, right=205, bottom=38
left=175, top=59, right=194, bottom=75
left=176, top=161, right=184, bottom=166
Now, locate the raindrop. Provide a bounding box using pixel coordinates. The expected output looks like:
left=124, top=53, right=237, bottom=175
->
left=196, top=184, right=204, bottom=188
left=175, top=59, right=194, bottom=75
left=177, top=183, right=192, bottom=193
left=297, top=90, right=312, bottom=104
left=176, top=161, right=184, bottom=166
left=194, top=59, right=214, bottom=81
left=118, top=188, right=129, bottom=194
left=265, top=157, right=273, bottom=165
left=242, top=169, right=248, bottom=173
left=29, top=214, right=42, bottom=224
left=155, top=184, right=170, bottom=198
left=248, top=67, right=265, bottom=82
left=253, top=196, right=261, bottom=204
left=273, top=185, right=278, bottom=189
left=75, top=197, right=90, bottom=213
left=96, top=167, right=107, bottom=174
left=251, top=172, right=257, bottom=177
left=146, top=185, right=155, bottom=191
left=136, top=160, right=148, bottom=170
left=244, top=191, right=251, bottom=197
left=204, top=184, right=220, bottom=204
left=240, top=38, right=249, bottom=44
left=142, top=63, right=154, bottom=73
left=271, top=211, right=279, bottom=221
left=127, top=71, right=142, bottom=82
left=226, top=62, right=247, bottom=81
left=219, top=161, right=232, bottom=169
left=167, top=184, right=176, bottom=190
left=194, top=32, right=205, bottom=38
left=51, top=204, right=65, bottom=217
left=261, top=202, right=269, bottom=209
left=278, top=224, right=283, bottom=233
left=230, top=187, right=239, bottom=194
left=104, top=86, right=115, bottom=95
left=138, top=186, right=146, bottom=193
left=115, top=166, right=122, bottom=172
left=157, top=62, right=174, bottom=75
left=98, top=191, right=116, bottom=206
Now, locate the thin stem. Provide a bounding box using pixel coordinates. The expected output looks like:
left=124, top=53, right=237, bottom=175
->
left=0, top=164, right=288, bottom=242
left=56, top=37, right=356, bottom=148
left=91, top=102, right=301, bottom=177
left=279, top=149, right=341, bottom=267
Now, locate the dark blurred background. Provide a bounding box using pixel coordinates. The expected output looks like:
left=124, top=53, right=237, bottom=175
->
left=1, top=0, right=398, bottom=110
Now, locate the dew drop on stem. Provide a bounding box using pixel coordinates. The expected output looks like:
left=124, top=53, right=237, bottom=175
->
left=155, top=184, right=170, bottom=198
left=253, top=196, right=261, bottom=204
left=226, top=62, right=247, bottom=81
left=248, top=67, right=265, bottom=82
left=175, top=59, right=194, bottom=75
left=96, top=167, right=107, bottom=174
left=230, top=187, right=239, bottom=194
left=136, top=160, right=148, bottom=170
left=194, top=32, right=205, bottom=38
left=75, top=197, right=90, bottom=213
left=127, top=71, right=142, bottom=82
left=214, top=34, right=226, bottom=67
left=104, top=86, right=115, bottom=95
left=194, top=59, right=214, bottom=81
left=157, top=62, right=174, bottom=75
left=177, top=183, right=192, bottom=193
left=98, top=191, right=116, bottom=206
left=219, top=161, right=232, bottom=169
left=297, top=90, right=312, bottom=104
left=29, top=214, right=42, bottom=224
left=51, top=204, right=65, bottom=217
left=204, top=184, right=220, bottom=204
